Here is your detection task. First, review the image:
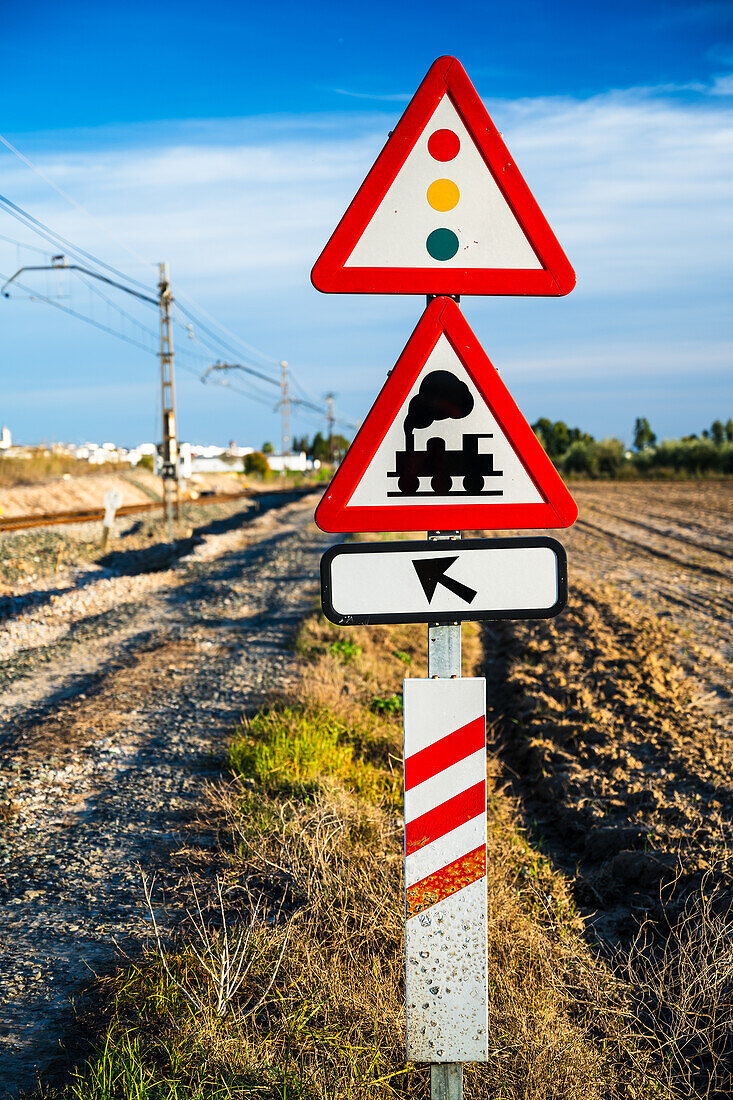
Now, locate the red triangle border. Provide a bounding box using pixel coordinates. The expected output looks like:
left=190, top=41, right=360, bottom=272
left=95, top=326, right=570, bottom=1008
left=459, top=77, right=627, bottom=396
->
left=311, top=56, right=575, bottom=297
left=315, top=298, right=578, bottom=534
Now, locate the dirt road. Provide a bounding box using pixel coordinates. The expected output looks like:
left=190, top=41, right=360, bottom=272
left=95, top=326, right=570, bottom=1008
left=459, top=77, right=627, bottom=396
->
left=0, top=492, right=329, bottom=1097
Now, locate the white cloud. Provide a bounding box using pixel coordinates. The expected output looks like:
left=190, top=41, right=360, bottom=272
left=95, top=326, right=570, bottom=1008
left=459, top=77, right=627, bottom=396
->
left=2, top=84, right=732, bottom=303
left=0, top=80, right=731, bottom=443
left=502, top=339, right=733, bottom=380
left=710, top=73, right=733, bottom=96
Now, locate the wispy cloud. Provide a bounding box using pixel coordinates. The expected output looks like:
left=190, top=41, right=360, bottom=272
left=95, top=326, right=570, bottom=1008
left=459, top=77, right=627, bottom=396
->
left=710, top=72, right=733, bottom=96
left=0, top=78, right=731, bottom=442
left=330, top=88, right=411, bottom=102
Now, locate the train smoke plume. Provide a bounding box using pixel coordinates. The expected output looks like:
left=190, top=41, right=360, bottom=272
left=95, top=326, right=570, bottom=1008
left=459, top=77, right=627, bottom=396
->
left=404, top=371, right=474, bottom=442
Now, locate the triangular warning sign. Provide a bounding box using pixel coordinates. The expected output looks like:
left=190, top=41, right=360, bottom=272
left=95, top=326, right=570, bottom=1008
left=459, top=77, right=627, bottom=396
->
left=311, top=56, right=575, bottom=297
left=315, top=297, right=578, bottom=533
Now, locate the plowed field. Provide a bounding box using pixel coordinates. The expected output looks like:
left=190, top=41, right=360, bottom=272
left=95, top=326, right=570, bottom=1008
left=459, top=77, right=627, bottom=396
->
left=483, top=479, right=733, bottom=949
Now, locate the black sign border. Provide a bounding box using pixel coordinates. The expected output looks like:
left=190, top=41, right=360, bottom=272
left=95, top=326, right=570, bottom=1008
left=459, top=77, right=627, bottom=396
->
left=320, top=536, right=568, bottom=626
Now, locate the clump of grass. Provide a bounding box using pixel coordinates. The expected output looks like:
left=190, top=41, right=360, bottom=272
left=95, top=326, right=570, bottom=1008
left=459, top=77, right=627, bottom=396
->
left=623, top=881, right=733, bottom=1097
left=370, top=694, right=403, bottom=717
left=328, top=638, right=361, bottom=663
left=392, top=649, right=412, bottom=666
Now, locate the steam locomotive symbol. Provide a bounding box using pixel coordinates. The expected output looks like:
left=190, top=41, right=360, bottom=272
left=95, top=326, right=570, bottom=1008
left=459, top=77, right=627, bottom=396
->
left=387, top=369, right=504, bottom=497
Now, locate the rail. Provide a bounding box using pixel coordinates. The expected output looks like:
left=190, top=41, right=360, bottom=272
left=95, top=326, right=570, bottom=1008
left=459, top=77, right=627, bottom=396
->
left=0, top=489, right=257, bottom=533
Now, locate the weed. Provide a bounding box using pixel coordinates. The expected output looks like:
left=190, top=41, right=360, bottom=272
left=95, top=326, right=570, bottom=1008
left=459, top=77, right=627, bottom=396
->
left=392, top=650, right=412, bottom=666
left=328, top=638, right=362, bottom=663
left=370, top=694, right=403, bottom=717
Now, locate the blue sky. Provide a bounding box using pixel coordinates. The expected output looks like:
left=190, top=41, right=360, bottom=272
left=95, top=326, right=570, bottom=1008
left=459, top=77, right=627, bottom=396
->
left=0, top=0, right=731, bottom=448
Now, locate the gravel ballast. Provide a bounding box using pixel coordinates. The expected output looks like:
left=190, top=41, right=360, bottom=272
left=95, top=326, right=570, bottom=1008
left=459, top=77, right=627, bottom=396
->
left=0, top=492, right=330, bottom=1097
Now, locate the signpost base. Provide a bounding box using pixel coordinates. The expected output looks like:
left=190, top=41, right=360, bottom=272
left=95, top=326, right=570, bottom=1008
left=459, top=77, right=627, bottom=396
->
left=431, top=1064, right=463, bottom=1100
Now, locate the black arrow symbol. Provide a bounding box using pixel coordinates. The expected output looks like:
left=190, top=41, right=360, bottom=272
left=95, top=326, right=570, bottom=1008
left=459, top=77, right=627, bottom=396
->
left=412, top=556, right=478, bottom=605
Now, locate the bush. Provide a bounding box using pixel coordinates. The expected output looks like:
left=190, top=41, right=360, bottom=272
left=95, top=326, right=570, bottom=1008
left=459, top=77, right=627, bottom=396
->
left=560, top=438, right=626, bottom=478
left=633, top=439, right=733, bottom=477
left=243, top=451, right=270, bottom=477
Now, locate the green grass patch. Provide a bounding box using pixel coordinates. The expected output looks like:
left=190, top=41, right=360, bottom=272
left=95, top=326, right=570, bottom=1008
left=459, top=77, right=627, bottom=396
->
left=327, top=638, right=362, bottom=663
left=369, top=695, right=403, bottom=717
left=229, top=705, right=398, bottom=808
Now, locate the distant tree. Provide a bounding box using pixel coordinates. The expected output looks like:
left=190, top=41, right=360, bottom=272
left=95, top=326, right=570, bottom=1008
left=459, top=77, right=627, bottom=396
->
left=330, top=433, right=350, bottom=459
left=633, top=417, right=656, bottom=451
left=711, top=420, right=725, bottom=446
left=261, top=441, right=274, bottom=454
left=532, top=417, right=554, bottom=454
left=551, top=421, right=570, bottom=456
left=596, top=438, right=626, bottom=477
left=310, top=432, right=330, bottom=462
left=244, top=451, right=269, bottom=477
left=292, top=435, right=309, bottom=454
left=702, top=429, right=711, bottom=440
left=532, top=418, right=592, bottom=459
left=726, top=419, right=733, bottom=443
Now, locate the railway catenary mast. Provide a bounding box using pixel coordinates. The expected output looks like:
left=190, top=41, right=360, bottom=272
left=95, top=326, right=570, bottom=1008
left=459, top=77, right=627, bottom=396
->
left=157, top=262, right=180, bottom=534
left=1, top=257, right=181, bottom=537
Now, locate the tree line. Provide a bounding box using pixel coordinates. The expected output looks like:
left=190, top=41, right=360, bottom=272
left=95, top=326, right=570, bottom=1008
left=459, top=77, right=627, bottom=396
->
left=531, top=417, right=733, bottom=478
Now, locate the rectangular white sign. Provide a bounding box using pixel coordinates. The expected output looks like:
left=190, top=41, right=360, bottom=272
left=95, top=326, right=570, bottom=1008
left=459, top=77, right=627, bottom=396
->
left=321, top=536, right=566, bottom=625
left=404, top=677, right=488, bottom=1063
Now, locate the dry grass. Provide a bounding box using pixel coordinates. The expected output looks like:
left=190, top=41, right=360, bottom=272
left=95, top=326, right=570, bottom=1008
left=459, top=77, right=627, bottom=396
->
left=32, top=608, right=733, bottom=1099
left=0, top=451, right=117, bottom=488
left=623, top=881, right=733, bottom=1098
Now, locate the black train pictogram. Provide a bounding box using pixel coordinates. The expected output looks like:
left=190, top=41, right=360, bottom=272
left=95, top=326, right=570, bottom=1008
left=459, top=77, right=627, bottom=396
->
left=388, top=370, right=503, bottom=496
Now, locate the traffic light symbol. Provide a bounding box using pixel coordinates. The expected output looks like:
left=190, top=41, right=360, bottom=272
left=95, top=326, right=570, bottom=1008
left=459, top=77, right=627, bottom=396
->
left=425, top=128, right=461, bottom=262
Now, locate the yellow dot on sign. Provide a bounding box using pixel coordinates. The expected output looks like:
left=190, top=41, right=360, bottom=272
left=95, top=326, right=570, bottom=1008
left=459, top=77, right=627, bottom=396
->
left=427, top=178, right=460, bottom=212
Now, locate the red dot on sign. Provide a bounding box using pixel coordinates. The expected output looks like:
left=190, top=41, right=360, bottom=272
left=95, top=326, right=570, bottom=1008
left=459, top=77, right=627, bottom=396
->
left=428, top=129, right=460, bottom=161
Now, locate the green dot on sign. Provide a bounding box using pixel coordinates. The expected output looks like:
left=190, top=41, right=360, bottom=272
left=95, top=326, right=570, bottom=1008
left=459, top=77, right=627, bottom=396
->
left=426, top=228, right=459, bottom=261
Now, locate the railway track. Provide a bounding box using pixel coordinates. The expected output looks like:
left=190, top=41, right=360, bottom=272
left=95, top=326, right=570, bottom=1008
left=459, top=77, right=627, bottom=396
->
left=0, top=489, right=257, bottom=532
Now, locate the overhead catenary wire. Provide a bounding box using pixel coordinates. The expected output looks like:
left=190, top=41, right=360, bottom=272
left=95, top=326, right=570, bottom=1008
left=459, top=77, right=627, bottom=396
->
left=0, top=193, right=153, bottom=294
left=0, top=231, right=54, bottom=257
left=0, top=141, right=339, bottom=433
left=0, top=156, right=286, bottom=379
left=173, top=298, right=281, bottom=369
left=0, top=268, right=162, bottom=356
left=0, top=133, right=283, bottom=369
left=0, top=132, right=157, bottom=275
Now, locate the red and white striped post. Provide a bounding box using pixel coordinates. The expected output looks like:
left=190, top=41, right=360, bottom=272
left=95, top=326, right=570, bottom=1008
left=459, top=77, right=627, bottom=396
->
left=404, top=532, right=488, bottom=1099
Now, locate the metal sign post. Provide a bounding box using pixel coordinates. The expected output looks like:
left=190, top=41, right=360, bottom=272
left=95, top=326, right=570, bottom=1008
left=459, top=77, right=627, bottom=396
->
left=427, top=531, right=465, bottom=1100
left=407, top=530, right=488, bottom=1099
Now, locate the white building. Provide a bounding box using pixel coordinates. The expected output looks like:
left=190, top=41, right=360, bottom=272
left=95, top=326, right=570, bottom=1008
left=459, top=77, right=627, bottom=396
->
left=0, top=426, right=11, bottom=450
left=266, top=451, right=313, bottom=473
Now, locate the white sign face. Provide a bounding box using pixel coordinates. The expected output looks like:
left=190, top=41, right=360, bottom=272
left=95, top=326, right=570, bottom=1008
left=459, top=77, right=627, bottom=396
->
left=321, top=537, right=566, bottom=626
left=346, top=334, right=543, bottom=511
left=404, top=676, right=488, bottom=1063
left=345, top=95, right=541, bottom=272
